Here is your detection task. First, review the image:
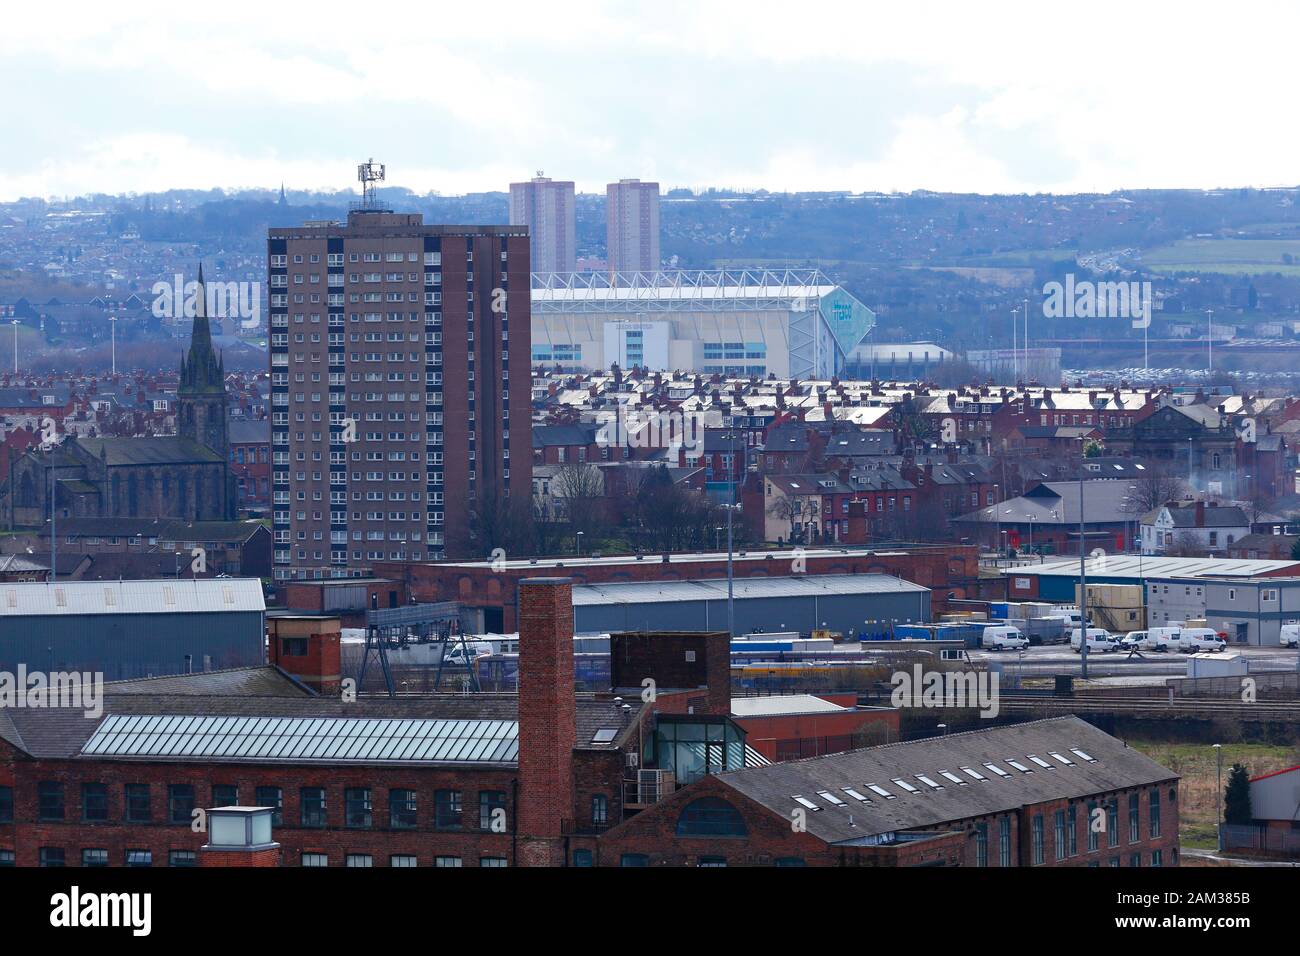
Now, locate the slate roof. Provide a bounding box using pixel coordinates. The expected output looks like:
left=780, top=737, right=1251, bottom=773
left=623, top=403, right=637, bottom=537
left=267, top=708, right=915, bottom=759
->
left=1158, top=504, right=1250, bottom=529
left=76, top=436, right=223, bottom=465
left=718, top=716, right=1177, bottom=844
left=227, top=419, right=269, bottom=445
left=532, top=424, right=599, bottom=448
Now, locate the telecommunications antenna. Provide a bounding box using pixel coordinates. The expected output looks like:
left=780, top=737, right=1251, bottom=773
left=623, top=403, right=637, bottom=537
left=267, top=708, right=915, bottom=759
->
left=358, top=158, right=386, bottom=207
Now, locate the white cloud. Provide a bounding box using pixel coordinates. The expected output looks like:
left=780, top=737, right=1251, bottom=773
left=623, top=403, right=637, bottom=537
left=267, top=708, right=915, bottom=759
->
left=3, top=0, right=1300, bottom=197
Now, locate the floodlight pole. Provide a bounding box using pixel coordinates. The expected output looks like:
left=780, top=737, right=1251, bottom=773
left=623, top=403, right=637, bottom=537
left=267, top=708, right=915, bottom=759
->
left=1079, top=472, right=1088, bottom=680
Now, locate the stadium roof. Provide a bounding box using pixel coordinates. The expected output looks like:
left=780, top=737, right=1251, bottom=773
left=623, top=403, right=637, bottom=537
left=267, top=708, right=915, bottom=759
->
left=530, top=269, right=842, bottom=313
left=0, top=578, right=265, bottom=616
left=571, top=573, right=928, bottom=607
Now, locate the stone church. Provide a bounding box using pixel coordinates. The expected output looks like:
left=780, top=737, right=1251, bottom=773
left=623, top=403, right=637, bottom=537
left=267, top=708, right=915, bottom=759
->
left=6, top=269, right=236, bottom=527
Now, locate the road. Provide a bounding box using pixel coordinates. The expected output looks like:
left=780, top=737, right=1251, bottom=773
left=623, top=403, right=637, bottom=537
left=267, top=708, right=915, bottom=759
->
left=965, top=644, right=1300, bottom=680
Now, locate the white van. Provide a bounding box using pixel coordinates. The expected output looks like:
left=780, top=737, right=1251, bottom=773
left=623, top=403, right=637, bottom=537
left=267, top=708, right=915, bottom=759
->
left=441, top=640, right=494, bottom=666
left=1177, top=628, right=1226, bottom=653
left=1070, top=628, right=1120, bottom=653
left=1119, top=630, right=1147, bottom=650
left=1137, top=626, right=1182, bottom=652
left=1280, top=624, right=1300, bottom=648
left=981, top=625, right=1029, bottom=651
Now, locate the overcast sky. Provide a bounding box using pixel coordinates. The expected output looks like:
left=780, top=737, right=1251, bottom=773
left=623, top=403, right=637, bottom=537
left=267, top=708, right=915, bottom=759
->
left=3, top=0, right=1296, bottom=200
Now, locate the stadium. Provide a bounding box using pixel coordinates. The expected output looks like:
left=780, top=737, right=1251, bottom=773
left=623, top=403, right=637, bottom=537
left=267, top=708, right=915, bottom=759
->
left=530, top=269, right=876, bottom=379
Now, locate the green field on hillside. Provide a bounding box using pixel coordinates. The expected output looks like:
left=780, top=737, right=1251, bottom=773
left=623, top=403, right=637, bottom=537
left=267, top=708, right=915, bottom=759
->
left=1145, top=238, right=1300, bottom=276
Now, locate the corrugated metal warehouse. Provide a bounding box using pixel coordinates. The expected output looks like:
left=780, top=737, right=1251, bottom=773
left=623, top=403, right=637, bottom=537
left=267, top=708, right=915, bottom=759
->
left=0, top=579, right=266, bottom=680
left=571, top=574, right=930, bottom=637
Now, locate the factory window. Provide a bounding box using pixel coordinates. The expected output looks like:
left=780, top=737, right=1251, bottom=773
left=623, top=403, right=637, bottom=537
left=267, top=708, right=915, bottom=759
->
left=572, top=849, right=593, bottom=867
left=0, top=786, right=11, bottom=823
left=211, top=784, right=239, bottom=808
left=1129, top=793, right=1140, bottom=843
left=1151, top=850, right=1163, bottom=867
left=591, top=794, right=609, bottom=826
left=39, top=848, right=65, bottom=867
left=1149, top=790, right=1161, bottom=839
left=82, top=783, right=109, bottom=822
left=435, top=790, right=463, bottom=830
left=256, top=786, right=283, bottom=826
left=1087, top=802, right=1100, bottom=851
left=479, top=791, right=507, bottom=831
left=434, top=856, right=462, bottom=868
left=974, top=823, right=988, bottom=866
left=300, top=787, right=327, bottom=828
left=390, top=855, right=418, bottom=868
left=345, top=788, right=373, bottom=828
left=301, top=853, right=329, bottom=867
left=169, top=851, right=197, bottom=868
left=37, top=782, right=64, bottom=822
left=81, top=849, right=108, bottom=868
left=675, top=797, right=747, bottom=838
left=1032, top=815, right=1044, bottom=865
left=125, top=784, right=151, bottom=823
left=480, top=857, right=508, bottom=868
left=774, top=857, right=806, bottom=867
left=389, top=789, right=418, bottom=829
left=998, top=817, right=1011, bottom=867
left=1130, top=853, right=1141, bottom=868
left=620, top=854, right=649, bottom=867
left=1054, top=810, right=1067, bottom=861
left=168, top=785, right=195, bottom=825
left=125, top=849, right=152, bottom=867
left=0, top=851, right=12, bottom=867
left=281, top=637, right=308, bottom=656
left=346, top=854, right=373, bottom=868
left=1107, top=800, right=1119, bottom=847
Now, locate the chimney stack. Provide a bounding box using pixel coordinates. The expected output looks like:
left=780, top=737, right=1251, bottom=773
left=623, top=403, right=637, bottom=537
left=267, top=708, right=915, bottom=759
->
left=516, top=578, right=577, bottom=866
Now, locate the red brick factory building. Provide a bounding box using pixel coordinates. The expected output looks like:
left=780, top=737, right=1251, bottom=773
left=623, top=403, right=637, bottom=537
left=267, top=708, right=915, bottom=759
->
left=0, top=577, right=1178, bottom=867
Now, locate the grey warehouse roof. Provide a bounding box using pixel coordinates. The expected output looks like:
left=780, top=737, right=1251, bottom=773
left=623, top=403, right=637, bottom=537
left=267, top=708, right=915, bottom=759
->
left=0, top=578, right=266, bottom=616
left=571, top=573, right=929, bottom=607
left=82, top=714, right=520, bottom=765
left=1007, top=555, right=1299, bottom=580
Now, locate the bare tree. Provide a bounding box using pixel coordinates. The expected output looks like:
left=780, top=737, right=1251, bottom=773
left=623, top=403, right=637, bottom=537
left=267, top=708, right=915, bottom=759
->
left=552, top=462, right=606, bottom=535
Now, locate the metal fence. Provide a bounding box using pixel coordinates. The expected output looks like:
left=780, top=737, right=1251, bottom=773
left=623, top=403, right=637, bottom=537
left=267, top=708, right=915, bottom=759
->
left=1220, top=823, right=1300, bottom=857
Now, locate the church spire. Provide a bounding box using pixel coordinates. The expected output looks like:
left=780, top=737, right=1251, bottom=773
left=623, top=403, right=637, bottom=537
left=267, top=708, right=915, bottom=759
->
left=180, top=264, right=221, bottom=394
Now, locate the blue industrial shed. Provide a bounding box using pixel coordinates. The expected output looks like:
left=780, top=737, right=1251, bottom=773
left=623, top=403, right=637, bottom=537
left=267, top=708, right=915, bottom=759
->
left=0, top=579, right=266, bottom=680
left=571, top=573, right=930, bottom=638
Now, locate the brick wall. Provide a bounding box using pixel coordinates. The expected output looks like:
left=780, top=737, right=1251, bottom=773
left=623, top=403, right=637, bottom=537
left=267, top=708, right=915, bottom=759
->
left=610, top=631, right=730, bottom=716
left=0, top=758, right=519, bottom=868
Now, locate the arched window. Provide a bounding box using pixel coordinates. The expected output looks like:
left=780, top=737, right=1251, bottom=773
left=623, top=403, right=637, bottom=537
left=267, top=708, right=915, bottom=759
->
left=675, top=797, right=747, bottom=837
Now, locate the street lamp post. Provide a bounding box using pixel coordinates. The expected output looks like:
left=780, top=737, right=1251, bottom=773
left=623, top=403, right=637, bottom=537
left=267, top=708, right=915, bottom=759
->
left=109, top=314, right=117, bottom=375
left=1213, top=743, right=1223, bottom=851
left=575, top=531, right=584, bottom=557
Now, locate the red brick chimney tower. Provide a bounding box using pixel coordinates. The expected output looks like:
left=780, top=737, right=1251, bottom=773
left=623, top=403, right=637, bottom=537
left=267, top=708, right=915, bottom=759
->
left=846, top=499, right=868, bottom=544
left=516, top=577, right=577, bottom=866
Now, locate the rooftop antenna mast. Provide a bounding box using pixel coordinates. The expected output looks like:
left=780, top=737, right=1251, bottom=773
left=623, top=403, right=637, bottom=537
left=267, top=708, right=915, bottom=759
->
left=357, top=158, right=385, bottom=208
